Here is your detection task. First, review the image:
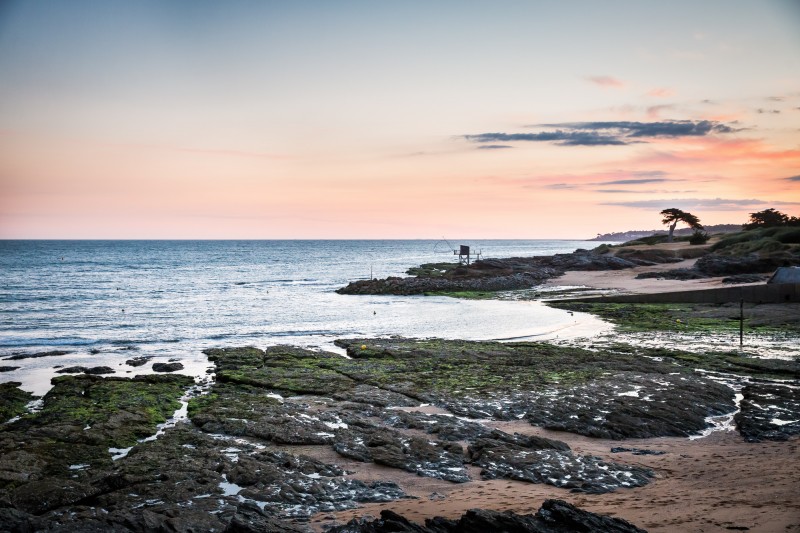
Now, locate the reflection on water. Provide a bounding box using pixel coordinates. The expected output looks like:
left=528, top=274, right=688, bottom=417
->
left=1, top=239, right=613, bottom=395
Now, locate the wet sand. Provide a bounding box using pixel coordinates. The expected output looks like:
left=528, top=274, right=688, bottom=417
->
left=313, top=418, right=800, bottom=532
left=545, top=257, right=744, bottom=294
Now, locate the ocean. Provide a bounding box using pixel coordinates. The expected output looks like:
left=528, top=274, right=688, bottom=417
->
left=0, top=239, right=611, bottom=394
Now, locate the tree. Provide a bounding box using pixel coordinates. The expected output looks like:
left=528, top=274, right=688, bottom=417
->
left=744, top=208, right=789, bottom=229
left=660, top=208, right=702, bottom=242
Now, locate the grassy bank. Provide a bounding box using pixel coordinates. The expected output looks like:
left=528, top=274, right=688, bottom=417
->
left=548, top=301, right=800, bottom=335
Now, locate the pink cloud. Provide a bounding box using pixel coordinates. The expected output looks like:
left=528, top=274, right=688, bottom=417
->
left=586, top=76, right=625, bottom=88
left=646, top=104, right=675, bottom=119
left=646, top=88, right=675, bottom=98
left=643, top=137, right=800, bottom=165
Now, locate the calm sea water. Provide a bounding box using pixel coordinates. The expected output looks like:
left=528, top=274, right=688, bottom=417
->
left=0, top=240, right=611, bottom=394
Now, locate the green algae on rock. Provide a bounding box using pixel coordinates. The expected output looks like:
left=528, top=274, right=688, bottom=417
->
left=332, top=338, right=739, bottom=439
left=34, top=374, right=195, bottom=447
left=206, top=345, right=355, bottom=395
left=193, top=345, right=658, bottom=489
left=0, top=374, right=194, bottom=495
left=0, top=382, right=37, bottom=423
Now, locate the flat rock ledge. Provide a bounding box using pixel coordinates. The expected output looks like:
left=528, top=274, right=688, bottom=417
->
left=1, top=339, right=796, bottom=530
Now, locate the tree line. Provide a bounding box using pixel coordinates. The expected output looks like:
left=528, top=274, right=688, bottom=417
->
left=659, top=207, right=799, bottom=243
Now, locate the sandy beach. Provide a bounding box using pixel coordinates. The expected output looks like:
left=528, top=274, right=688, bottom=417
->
left=545, top=241, right=757, bottom=294
left=315, top=259, right=800, bottom=532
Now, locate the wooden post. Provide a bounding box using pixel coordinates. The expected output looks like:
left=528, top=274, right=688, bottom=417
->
left=739, top=298, right=744, bottom=350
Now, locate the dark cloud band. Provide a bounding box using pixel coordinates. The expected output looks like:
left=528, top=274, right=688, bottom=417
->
left=464, top=131, right=628, bottom=146
left=596, top=178, right=671, bottom=185
left=602, top=198, right=800, bottom=211
left=464, top=120, right=736, bottom=147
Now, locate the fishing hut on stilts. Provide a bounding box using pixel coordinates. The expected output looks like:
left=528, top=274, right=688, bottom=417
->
left=456, top=245, right=471, bottom=265
left=435, top=238, right=482, bottom=265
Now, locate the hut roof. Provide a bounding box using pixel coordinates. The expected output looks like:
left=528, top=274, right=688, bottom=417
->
left=768, top=266, right=800, bottom=284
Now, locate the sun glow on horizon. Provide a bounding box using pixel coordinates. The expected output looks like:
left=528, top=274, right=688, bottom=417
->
left=1, top=1, right=799, bottom=239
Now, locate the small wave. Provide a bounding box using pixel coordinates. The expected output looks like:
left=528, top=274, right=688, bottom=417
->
left=204, top=329, right=345, bottom=341
left=109, top=338, right=181, bottom=346
left=0, top=337, right=96, bottom=348
left=0, top=294, right=86, bottom=304
left=263, top=278, right=324, bottom=285
left=269, top=329, right=345, bottom=337
left=0, top=335, right=186, bottom=349
left=207, top=333, right=237, bottom=340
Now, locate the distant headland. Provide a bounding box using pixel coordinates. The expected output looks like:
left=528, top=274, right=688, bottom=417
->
left=591, top=224, right=743, bottom=241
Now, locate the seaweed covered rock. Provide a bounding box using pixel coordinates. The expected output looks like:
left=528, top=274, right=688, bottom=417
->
left=55, top=365, right=115, bottom=375
left=152, top=362, right=184, bottom=372
left=735, top=382, right=800, bottom=442
left=190, top=381, right=348, bottom=445
left=205, top=345, right=355, bottom=395
left=381, top=410, right=495, bottom=442
left=516, top=372, right=734, bottom=439
left=1, top=418, right=408, bottom=530
left=126, top=356, right=153, bottom=367
left=333, top=426, right=470, bottom=483
left=0, top=382, right=36, bottom=422
left=335, top=338, right=736, bottom=439
left=3, top=350, right=70, bottom=361
left=0, top=374, right=192, bottom=499
left=467, top=435, right=652, bottom=493
left=195, top=347, right=474, bottom=484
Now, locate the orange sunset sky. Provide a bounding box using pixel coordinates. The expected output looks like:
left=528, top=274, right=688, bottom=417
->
left=1, top=1, right=799, bottom=239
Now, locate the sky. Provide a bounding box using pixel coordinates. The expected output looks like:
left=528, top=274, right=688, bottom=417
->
left=1, top=0, right=799, bottom=239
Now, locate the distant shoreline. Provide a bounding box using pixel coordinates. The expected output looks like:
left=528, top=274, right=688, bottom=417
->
left=590, top=223, right=743, bottom=241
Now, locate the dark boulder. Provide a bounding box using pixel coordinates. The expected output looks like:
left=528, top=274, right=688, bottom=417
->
left=550, top=250, right=640, bottom=270
left=55, top=366, right=90, bottom=374
left=695, top=252, right=798, bottom=276
left=85, top=366, right=115, bottom=375
left=225, top=501, right=307, bottom=532
left=152, top=362, right=184, bottom=372
left=327, top=499, right=647, bottom=532
left=54, top=365, right=116, bottom=375
left=4, top=350, right=70, bottom=361
left=126, top=356, right=153, bottom=367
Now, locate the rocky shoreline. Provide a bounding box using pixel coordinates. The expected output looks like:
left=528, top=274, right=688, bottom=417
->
left=336, top=233, right=800, bottom=296
left=335, top=250, right=652, bottom=295
left=1, top=338, right=797, bottom=531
